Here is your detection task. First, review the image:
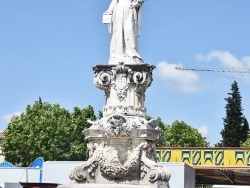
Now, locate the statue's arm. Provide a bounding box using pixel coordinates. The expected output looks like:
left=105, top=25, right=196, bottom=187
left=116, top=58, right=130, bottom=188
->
left=104, top=0, right=118, bottom=14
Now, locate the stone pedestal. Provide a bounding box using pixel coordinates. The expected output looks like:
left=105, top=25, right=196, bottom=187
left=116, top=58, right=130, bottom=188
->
left=58, top=63, right=170, bottom=188
left=108, top=56, right=144, bottom=65
left=58, top=182, right=169, bottom=188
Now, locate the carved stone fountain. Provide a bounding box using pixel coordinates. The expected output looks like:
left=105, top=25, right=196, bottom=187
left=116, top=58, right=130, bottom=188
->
left=58, top=1, right=171, bottom=187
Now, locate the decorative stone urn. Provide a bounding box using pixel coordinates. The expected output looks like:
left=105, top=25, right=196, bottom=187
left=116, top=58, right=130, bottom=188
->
left=59, top=62, right=171, bottom=188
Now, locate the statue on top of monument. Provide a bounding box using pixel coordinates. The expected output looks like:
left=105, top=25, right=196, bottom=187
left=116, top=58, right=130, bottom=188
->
left=103, top=0, right=145, bottom=64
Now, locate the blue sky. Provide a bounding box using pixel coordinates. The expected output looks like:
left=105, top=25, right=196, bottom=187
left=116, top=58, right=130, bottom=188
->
left=1, top=0, right=250, bottom=145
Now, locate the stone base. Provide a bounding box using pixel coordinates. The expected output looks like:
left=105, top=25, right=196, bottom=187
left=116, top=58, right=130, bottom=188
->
left=58, top=182, right=170, bottom=188
left=58, top=184, right=151, bottom=188
left=108, top=56, right=144, bottom=65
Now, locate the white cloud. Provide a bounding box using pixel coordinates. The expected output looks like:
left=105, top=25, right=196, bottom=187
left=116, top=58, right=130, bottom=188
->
left=156, top=51, right=250, bottom=92
left=156, top=61, right=204, bottom=93
left=3, top=111, right=22, bottom=123
left=196, top=50, right=250, bottom=69
left=198, top=125, right=209, bottom=138
left=242, top=56, right=250, bottom=67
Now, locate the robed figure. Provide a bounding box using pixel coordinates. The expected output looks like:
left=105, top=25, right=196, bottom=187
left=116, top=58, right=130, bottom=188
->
left=104, top=0, right=145, bottom=64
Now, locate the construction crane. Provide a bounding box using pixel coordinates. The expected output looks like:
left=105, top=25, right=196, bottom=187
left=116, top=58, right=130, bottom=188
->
left=175, top=67, right=250, bottom=73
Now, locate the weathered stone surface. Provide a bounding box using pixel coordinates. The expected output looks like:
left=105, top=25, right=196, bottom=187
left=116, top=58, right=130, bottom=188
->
left=93, top=63, right=154, bottom=118
left=58, top=0, right=170, bottom=187
left=64, top=63, right=171, bottom=188
left=58, top=183, right=166, bottom=188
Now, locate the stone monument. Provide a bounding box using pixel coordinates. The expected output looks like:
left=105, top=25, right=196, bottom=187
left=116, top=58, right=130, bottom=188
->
left=58, top=0, right=171, bottom=187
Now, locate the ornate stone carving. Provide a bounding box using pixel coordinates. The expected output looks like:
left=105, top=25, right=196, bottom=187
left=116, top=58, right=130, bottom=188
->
left=101, top=115, right=129, bottom=137
left=93, top=68, right=112, bottom=94
left=93, top=63, right=155, bottom=118
left=112, top=62, right=132, bottom=101
left=103, top=106, right=146, bottom=117
left=67, top=62, right=170, bottom=187
left=84, top=116, right=162, bottom=141
left=140, top=141, right=171, bottom=183
left=99, top=141, right=139, bottom=178
left=69, top=141, right=102, bottom=182
left=69, top=139, right=170, bottom=187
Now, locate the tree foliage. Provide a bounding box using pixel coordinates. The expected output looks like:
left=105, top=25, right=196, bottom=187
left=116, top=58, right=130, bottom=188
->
left=241, top=118, right=249, bottom=144
left=241, top=132, right=250, bottom=147
left=164, top=120, right=209, bottom=147
left=157, top=117, right=165, bottom=131
left=156, top=117, right=166, bottom=146
left=2, top=100, right=96, bottom=166
left=220, top=81, right=248, bottom=147
left=241, top=119, right=250, bottom=147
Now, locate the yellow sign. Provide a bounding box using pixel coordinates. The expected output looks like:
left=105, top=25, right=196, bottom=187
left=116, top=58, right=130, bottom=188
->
left=156, top=147, right=250, bottom=167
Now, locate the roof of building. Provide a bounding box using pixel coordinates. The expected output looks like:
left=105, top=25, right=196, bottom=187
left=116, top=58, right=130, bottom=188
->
left=195, top=167, right=250, bottom=185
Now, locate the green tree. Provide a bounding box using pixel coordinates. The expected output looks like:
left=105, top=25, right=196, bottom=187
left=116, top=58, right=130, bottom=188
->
left=156, top=117, right=167, bottom=147
left=2, top=100, right=96, bottom=166
left=241, top=131, right=250, bottom=147
left=98, top=111, right=103, bottom=119
left=164, top=120, right=209, bottom=147
left=144, top=116, right=166, bottom=146
left=157, top=117, right=165, bottom=131
left=220, top=81, right=247, bottom=147
left=241, top=119, right=250, bottom=147
left=241, top=118, right=249, bottom=143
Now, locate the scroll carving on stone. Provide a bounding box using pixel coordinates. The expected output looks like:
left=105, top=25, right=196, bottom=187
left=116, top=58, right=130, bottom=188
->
left=140, top=141, right=171, bottom=183
left=93, top=63, right=155, bottom=118
left=94, top=69, right=112, bottom=93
